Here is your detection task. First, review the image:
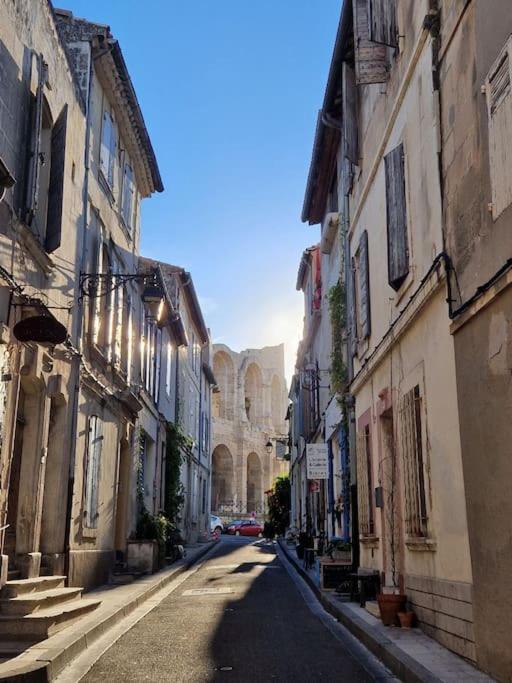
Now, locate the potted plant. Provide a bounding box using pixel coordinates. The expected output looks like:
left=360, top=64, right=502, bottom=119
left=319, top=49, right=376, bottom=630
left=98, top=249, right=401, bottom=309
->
left=398, top=610, right=415, bottom=628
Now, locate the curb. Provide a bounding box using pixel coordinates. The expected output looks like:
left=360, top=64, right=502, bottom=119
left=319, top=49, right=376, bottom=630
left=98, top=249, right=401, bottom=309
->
left=277, top=539, right=442, bottom=683
left=0, top=540, right=218, bottom=682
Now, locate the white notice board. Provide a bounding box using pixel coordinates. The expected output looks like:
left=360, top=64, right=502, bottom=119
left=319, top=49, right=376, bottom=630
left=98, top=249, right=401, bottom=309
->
left=306, top=443, right=329, bottom=479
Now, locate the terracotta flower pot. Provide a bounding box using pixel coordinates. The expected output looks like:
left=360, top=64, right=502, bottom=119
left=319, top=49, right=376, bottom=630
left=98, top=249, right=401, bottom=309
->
left=398, top=611, right=415, bottom=628
left=377, top=593, right=407, bottom=626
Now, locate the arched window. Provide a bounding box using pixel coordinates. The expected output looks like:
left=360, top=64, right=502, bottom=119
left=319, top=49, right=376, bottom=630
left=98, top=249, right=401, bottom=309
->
left=244, top=363, right=263, bottom=424
left=213, top=351, right=235, bottom=420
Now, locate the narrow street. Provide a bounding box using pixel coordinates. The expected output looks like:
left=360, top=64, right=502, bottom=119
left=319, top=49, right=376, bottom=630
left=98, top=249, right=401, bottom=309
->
left=81, top=538, right=396, bottom=682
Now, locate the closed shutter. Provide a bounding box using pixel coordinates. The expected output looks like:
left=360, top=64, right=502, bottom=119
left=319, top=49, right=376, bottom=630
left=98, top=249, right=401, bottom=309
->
left=85, top=416, right=103, bottom=528
left=121, top=163, right=134, bottom=229
left=25, top=54, right=45, bottom=224
left=347, top=256, right=358, bottom=357
left=114, top=278, right=123, bottom=367
left=385, top=143, right=409, bottom=290
left=352, top=0, right=389, bottom=85
left=368, top=0, right=398, bottom=48
left=358, top=230, right=371, bottom=339
left=342, top=63, right=358, bottom=165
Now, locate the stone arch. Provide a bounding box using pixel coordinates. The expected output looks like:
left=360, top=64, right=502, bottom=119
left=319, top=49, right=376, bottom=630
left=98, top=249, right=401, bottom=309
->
left=244, top=362, right=263, bottom=424
left=246, top=452, right=263, bottom=513
left=213, top=351, right=235, bottom=419
left=271, top=375, right=282, bottom=429
left=211, top=445, right=234, bottom=512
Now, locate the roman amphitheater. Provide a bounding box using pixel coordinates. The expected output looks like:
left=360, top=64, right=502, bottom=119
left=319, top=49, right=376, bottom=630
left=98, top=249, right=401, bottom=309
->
left=211, top=343, right=289, bottom=517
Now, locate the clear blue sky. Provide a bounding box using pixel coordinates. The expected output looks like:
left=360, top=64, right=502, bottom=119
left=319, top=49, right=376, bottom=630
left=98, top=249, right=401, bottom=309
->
left=62, top=0, right=342, bottom=380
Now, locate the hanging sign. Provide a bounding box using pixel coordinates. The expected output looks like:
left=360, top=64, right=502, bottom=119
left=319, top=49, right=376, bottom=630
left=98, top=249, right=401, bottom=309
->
left=306, top=443, right=329, bottom=479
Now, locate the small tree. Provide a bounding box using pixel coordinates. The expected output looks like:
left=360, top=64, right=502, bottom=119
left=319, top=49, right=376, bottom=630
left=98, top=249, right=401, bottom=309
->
left=266, top=475, right=291, bottom=536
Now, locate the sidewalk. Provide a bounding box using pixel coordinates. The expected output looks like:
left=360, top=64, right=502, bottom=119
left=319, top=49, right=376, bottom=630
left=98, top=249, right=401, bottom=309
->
left=0, top=540, right=218, bottom=682
left=278, top=540, right=494, bottom=683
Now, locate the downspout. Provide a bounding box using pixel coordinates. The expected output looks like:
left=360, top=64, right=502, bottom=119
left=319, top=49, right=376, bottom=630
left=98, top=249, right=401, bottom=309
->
left=63, top=45, right=94, bottom=581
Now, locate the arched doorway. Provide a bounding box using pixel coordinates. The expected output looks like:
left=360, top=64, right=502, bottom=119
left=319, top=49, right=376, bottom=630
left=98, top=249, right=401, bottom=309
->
left=211, top=445, right=234, bottom=513
left=246, top=452, right=263, bottom=514
left=244, top=363, right=262, bottom=424
left=213, top=351, right=235, bottom=419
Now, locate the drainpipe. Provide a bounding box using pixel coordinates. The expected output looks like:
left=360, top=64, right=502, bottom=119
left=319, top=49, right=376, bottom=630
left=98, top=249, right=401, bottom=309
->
left=63, top=46, right=94, bottom=581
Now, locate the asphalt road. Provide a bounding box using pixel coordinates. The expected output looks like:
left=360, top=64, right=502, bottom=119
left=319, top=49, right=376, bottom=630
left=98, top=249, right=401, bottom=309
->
left=82, top=537, right=397, bottom=683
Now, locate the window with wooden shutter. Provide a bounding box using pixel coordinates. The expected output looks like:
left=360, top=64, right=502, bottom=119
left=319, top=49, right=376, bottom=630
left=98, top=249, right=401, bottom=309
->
left=100, top=110, right=116, bottom=190
left=356, top=425, right=374, bottom=536
left=84, top=415, right=103, bottom=528
left=352, top=0, right=389, bottom=85
left=385, top=143, right=409, bottom=291
left=358, top=230, right=371, bottom=339
left=121, top=162, right=134, bottom=230
left=486, top=37, right=512, bottom=219
left=342, top=62, right=358, bottom=165
left=45, top=105, right=68, bottom=253
left=347, top=256, right=358, bottom=358
left=399, top=385, right=428, bottom=537
left=368, top=0, right=398, bottom=48
left=25, top=54, right=45, bottom=225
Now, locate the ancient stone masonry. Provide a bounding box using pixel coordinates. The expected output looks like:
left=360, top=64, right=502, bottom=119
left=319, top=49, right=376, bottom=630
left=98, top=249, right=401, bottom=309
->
left=211, top=343, right=288, bottom=518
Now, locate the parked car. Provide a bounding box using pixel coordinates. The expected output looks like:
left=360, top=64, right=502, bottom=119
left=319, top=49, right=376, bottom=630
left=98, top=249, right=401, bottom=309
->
left=210, top=514, right=224, bottom=535
left=226, top=519, right=264, bottom=537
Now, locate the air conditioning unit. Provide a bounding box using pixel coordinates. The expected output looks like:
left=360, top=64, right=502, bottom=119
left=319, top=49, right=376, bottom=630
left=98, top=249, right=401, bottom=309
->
left=320, top=212, right=340, bottom=254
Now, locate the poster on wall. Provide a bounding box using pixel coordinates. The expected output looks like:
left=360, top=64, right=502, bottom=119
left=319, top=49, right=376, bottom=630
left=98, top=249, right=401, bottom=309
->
left=306, top=443, right=329, bottom=479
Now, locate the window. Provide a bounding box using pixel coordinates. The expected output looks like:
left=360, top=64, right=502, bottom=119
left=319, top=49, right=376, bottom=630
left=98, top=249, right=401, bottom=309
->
left=100, top=109, right=117, bottom=190
left=399, top=385, right=428, bottom=537
left=121, top=162, right=135, bottom=230
left=385, top=143, right=409, bottom=291
left=138, top=431, right=147, bottom=496
left=353, top=230, right=371, bottom=341
left=165, top=342, right=173, bottom=396
left=486, top=38, right=512, bottom=219
left=84, top=415, right=103, bottom=528
left=353, top=0, right=389, bottom=85
left=368, top=0, right=398, bottom=48
left=356, top=424, right=374, bottom=536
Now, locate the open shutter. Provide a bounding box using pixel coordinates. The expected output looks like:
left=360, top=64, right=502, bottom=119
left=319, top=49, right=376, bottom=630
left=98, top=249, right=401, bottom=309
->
left=45, top=105, right=68, bottom=253
left=358, top=230, right=371, bottom=339
left=25, top=54, right=45, bottom=224
left=347, top=256, right=358, bottom=357
left=352, top=0, right=389, bottom=85
left=368, top=0, right=398, bottom=48
left=385, top=143, right=409, bottom=291
left=342, top=63, right=358, bottom=165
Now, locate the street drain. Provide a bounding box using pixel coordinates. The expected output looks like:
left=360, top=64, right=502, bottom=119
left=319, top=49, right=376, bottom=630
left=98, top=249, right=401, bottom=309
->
left=182, top=587, right=234, bottom=596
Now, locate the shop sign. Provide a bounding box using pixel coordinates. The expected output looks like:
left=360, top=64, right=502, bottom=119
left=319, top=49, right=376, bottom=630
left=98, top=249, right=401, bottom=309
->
left=306, top=443, right=329, bottom=479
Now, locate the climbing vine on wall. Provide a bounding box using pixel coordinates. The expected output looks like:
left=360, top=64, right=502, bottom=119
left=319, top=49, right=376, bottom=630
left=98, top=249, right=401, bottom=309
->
left=327, top=280, right=347, bottom=398
left=164, top=422, right=191, bottom=523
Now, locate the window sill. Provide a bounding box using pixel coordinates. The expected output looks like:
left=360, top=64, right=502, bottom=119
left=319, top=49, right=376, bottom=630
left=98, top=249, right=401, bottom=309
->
left=360, top=535, right=379, bottom=548
left=392, top=266, right=416, bottom=308
left=405, top=536, right=436, bottom=552
left=82, top=526, right=98, bottom=540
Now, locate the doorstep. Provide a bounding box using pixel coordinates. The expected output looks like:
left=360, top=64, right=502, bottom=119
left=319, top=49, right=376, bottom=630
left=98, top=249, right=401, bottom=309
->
left=278, top=540, right=494, bottom=683
left=0, top=540, right=218, bottom=682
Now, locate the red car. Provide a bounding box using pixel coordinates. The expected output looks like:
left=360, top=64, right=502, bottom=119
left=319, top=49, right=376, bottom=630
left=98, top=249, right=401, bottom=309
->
left=226, top=519, right=264, bottom=537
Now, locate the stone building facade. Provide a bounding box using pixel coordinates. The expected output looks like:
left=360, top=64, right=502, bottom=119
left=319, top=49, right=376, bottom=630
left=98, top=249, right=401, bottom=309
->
left=211, top=344, right=288, bottom=518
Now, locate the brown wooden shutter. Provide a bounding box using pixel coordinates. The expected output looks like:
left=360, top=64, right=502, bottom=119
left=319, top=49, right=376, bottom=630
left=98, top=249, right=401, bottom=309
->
left=385, top=143, right=409, bottom=291
left=358, top=230, right=371, bottom=339
left=368, top=0, right=398, bottom=48
left=25, top=54, right=45, bottom=224
left=342, top=62, right=358, bottom=165
left=347, top=256, right=358, bottom=357
left=352, top=0, right=389, bottom=85
left=45, top=105, right=68, bottom=253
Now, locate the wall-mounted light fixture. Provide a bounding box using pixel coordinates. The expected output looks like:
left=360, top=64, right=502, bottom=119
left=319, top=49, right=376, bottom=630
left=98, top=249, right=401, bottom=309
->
left=79, top=268, right=165, bottom=316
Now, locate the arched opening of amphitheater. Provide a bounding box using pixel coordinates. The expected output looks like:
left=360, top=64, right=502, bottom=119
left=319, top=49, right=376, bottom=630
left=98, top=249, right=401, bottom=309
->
left=211, top=445, right=234, bottom=512
left=247, top=452, right=263, bottom=514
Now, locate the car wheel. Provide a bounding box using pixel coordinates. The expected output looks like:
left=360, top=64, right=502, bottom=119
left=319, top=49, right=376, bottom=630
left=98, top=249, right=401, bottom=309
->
left=235, top=530, right=240, bottom=536
left=257, top=532, right=263, bottom=538
left=215, top=526, right=223, bottom=535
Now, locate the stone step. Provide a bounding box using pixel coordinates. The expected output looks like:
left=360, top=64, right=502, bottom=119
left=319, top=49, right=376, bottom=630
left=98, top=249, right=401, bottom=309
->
left=0, top=587, right=83, bottom=616
left=7, top=570, right=20, bottom=582
left=0, top=599, right=101, bottom=639
left=0, top=576, right=66, bottom=599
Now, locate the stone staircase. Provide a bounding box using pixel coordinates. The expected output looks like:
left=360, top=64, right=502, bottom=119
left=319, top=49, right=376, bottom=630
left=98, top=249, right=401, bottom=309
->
left=0, top=576, right=101, bottom=659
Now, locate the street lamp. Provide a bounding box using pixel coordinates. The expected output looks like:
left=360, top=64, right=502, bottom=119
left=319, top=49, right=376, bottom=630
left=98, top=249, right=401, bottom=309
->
left=79, top=268, right=165, bottom=311
left=265, top=440, right=273, bottom=454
